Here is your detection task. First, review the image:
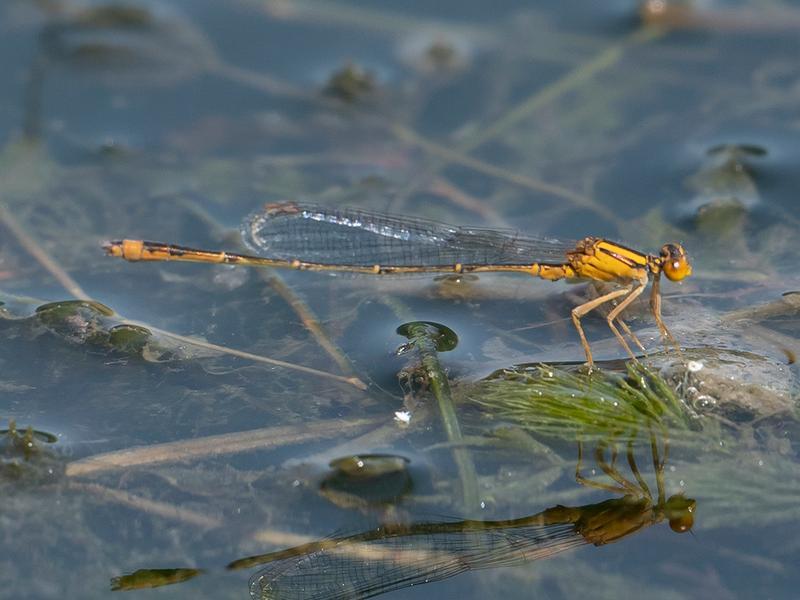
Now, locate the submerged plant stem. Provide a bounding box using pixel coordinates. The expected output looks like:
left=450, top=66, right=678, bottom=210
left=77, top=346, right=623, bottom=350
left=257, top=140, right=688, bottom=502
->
left=393, top=26, right=664, bottom=229
left=0, top=202, right=91, bottom=301
left=69, top=481, right=222, bottom=528
left=66, top=416, right=382, bottom=476
left=175, top=196, right=363, bottom=382
left=458, top=27, right=665, bottom=154
left=294, top=404, right=432, bottom=467
left=392, top=124, right=612, bottom=221
left=144, top=323, right=367, bottom=390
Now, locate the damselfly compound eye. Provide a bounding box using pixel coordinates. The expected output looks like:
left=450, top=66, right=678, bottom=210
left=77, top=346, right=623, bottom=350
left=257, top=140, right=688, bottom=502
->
left=661, top=244, right=692, bottom=282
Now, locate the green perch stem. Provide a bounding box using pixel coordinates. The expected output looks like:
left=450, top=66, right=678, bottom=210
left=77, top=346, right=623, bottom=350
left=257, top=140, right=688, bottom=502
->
left=406, top=322, right=480, bottom=511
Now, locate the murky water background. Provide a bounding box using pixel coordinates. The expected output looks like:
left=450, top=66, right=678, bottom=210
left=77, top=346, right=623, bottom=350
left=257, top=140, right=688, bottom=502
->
left=1, top=1, right=800, bottom=598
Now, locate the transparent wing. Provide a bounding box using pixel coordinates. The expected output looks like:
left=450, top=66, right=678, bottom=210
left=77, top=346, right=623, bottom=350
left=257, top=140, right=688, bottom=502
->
left=241, top=203, right=578, bottom=268
left=249, top=522, right=585, bottom=600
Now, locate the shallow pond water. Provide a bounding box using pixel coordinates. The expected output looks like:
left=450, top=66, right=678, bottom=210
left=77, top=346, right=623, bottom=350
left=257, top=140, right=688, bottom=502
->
left=1, top=1, right=800, bottom=599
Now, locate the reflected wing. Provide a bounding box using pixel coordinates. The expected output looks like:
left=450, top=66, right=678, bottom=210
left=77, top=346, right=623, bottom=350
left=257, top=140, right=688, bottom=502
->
left=249, top=522, right=585, bottom=600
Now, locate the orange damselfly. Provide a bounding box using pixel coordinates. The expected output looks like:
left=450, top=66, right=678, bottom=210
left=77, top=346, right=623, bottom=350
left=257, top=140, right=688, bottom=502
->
left=103, top=201, right=692, bottom=365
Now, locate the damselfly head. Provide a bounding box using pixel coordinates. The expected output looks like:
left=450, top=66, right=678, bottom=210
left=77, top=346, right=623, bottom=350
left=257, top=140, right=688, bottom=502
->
left=660, top=243, right=692, bottom=282
left=664, top=494, right=696, bottom=533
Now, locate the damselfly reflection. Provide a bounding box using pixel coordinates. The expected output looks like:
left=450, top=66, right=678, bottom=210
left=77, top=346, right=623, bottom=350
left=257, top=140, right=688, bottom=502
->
left=230, top=432, right=694, bottom=600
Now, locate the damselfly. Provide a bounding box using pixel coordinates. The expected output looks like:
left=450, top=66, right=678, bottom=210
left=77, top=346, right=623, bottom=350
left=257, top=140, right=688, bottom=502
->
left=104, top=202, right=692, bottom=365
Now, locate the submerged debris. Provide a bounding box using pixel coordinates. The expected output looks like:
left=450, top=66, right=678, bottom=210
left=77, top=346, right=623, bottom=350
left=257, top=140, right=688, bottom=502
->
left=110, top=568, right=203, bottom=591
left=323, top=63, right=376, bottom=102
left=319, top=454, right=412, bottom=510
left=661, top=351, right=796, bottom=423
left=40, top=3, right=217, bottom=86
left=0, top=420, right=63, bottom=485
left=397, top=30, right=473, bottom=74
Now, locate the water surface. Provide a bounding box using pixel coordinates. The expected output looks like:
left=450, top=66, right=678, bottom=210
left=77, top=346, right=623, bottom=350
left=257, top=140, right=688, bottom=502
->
left=1, top=1, right=799, bottom=598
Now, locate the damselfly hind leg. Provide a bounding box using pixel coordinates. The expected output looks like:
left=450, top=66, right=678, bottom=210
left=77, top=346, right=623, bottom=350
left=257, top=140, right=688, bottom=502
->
left=605, top=284, right=647, bottom=362
left=571, top=286, right=632, bottom=367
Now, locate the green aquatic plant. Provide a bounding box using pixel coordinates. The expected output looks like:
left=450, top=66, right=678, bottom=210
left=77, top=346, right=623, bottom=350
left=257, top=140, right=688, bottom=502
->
left=468, top=362, right=697, bottom=443
left=396, top=320, right=479, bottom=510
